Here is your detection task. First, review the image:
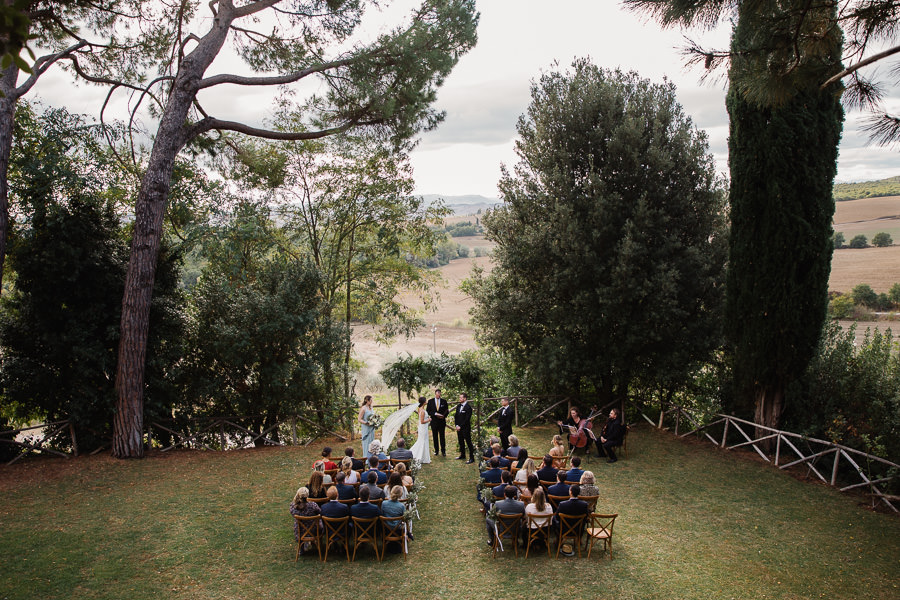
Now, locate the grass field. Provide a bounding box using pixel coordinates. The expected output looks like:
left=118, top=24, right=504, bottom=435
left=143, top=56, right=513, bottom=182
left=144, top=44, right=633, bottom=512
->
left=1, top=424, right=898, bottom=600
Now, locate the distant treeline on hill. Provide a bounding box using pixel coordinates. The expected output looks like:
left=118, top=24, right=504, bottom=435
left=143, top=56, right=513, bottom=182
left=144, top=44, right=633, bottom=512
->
left=833, top=176, right=900, bottom=202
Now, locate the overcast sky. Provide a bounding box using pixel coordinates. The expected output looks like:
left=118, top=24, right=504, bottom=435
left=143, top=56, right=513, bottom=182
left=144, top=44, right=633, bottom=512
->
left=409, top=1, right=899, bottom=197
left=29, top=0, right=898, bottom=198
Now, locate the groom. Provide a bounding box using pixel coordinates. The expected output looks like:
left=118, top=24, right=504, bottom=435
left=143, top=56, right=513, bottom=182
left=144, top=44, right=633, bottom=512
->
left=454, top=392, right=476, bottom=464
left=426, top=388, right=449, bottom=456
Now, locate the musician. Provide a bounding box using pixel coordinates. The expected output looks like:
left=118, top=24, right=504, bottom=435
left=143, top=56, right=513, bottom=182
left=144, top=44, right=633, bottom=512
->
left=557, top=407, right=593, bottom=453
left=597, top=407, right=625, bottom=463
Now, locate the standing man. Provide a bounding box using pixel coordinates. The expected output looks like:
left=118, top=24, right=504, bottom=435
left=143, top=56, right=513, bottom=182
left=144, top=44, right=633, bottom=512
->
left=426, top=387, right=449, bottom=457
left=497, top=397, right=513, bottom=451
left=454, top=392, right=476, bottom=464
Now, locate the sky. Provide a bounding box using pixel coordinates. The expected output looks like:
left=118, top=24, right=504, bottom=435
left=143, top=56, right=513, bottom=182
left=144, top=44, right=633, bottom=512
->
left=28, top=0, right=898, bottom=199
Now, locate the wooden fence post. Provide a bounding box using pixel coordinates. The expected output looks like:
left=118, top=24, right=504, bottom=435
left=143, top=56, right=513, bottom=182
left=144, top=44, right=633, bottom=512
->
left=69, top=421, right=78, bottom=457
left=514, top=397, right=519, bottom=427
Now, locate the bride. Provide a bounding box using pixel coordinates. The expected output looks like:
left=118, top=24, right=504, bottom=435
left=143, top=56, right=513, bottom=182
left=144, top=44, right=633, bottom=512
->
left=409, top=396, right=432, bottom=464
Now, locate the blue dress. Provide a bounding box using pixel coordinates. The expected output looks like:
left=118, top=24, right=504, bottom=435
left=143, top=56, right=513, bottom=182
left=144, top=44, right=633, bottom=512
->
left=361, top=407, right=376, bottom=458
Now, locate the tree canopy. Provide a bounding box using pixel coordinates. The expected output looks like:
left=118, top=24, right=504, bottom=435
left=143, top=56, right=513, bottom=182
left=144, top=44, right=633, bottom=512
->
left=465, top=60, right=727, bottom=403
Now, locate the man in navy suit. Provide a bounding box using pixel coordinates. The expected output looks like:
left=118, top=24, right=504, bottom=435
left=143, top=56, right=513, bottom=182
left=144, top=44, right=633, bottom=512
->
left=454, top=392, right=476, bottom=463
left=497, top=397, right=514, bottom=450
left=565, top=456, right=585, bottom=483
left=334, top=472, right=357, bottom=500
left=485, top=486, right=525, bottom=544
left=361, top=455, right=387, bottom=484
left=350, top=486, right=382, bottom=522
left=489, top=443, right=511, bottom=468
left=480, top=456, right=503, bottom=483
left=320, top=487, right=350, bottom=518
left=554, top=484, right=589, bottom=534
left=536, top=455, right=558, bottom=483
left=492, top=470, right=515, bottom=500
left=426, top=388, right=449, bottom=456
left=548, top=470, right=571, bottom=497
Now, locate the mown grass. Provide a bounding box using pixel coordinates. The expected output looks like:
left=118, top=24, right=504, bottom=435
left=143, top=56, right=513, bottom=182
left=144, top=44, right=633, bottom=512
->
left=1, top=424, right=898, bottom=600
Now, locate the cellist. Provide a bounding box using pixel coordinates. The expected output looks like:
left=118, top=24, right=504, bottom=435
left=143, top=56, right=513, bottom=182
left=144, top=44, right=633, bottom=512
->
left=556, top=407, right=593, bottom=452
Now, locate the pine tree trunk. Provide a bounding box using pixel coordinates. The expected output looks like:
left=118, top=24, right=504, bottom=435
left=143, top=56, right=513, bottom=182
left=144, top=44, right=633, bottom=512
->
left=0, top=64, right=19, bottom=296
left=753, top=386, right=784, bottom=452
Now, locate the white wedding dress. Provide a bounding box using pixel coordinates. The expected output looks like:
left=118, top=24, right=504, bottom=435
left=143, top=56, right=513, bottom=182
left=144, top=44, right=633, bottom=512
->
left=410, top=410, right=432, bottom=464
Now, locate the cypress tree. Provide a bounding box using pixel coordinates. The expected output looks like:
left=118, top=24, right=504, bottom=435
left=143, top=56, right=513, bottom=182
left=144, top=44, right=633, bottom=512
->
left=725, top=3, right=844, bottom=430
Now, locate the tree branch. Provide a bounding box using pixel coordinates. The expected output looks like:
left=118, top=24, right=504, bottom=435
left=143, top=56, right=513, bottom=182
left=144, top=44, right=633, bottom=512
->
left=188, top=117, right=372, bottom=141
left=822, top=42, right=900, bottom=88
left=232, top=0, right=282, bottom=19
left=198, top=55, right=357, bottom=88
left=13, top=39, right=89, bottom=99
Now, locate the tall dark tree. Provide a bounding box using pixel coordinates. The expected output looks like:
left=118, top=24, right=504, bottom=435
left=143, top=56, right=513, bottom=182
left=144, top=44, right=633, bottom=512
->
left=465, top=61, right=727, bottom=404
left=726, top=4, right=844, bottom=429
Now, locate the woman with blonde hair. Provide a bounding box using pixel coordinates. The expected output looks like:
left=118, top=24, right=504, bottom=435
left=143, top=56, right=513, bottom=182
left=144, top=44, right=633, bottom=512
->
left=289, top=486, right=321, bottom=542
left=524, top=487, right=553, bottom=529
left=307, top=470, right=327, bottom=499
left=394, top=462, right=413, bottom=486
left=312, top=460, right=333, bottom=484
left=514, top=457, right=537, bottom=483
left=549, top=434, right=567, bottom=468
left=341, top=456, right=359, bottom=484
left=579, top=470, right=600, bottom=497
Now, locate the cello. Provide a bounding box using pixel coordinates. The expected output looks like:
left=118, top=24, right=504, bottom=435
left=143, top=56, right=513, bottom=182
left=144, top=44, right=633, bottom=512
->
left=559, top=407, right=598, bottom=449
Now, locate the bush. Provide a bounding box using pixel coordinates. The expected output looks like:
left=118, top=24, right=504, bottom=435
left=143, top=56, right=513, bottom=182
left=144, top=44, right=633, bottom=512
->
left=889, top=283, right=900, bottom=307
left=833, top=231, right=845, bottom=249
left=851, top=283, right=878, bottom=307
left=849, top=234, right=869, bottom=248
left=457, top=245, right=470, bottom=258
left=828, top=294, right=855, bottom=319
left=872, top=232, right=893, bottom=247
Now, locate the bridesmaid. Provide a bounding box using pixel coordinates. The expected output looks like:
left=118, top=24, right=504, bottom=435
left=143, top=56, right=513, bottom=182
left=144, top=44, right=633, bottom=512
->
left=359, top=395, right=376, bottom=458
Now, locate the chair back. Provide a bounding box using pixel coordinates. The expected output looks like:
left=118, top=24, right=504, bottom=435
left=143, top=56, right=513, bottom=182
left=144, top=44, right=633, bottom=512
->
left=525, top=513, right=552, bottom=558
left=351, top=516, right=380, bottom=561
left=538, top=479, right=555, bottom=490
left=547, top=494, right=569, bottom=511
left=320, top=516, right=350, bottom=563
left=580, top=495, right=600, bottom=511
left=324, top=468, right=338, bottom=478
left=338, top=498, right=357, bottom=506
left=377, top=458, right=391, bottom=471
left=293, top=514, right=321, bottom=561
left=556, top=512, right=586, bottom=558
left=586, top=512, right=618, bottom=559
left=492, top=513, right=522, bottom=558
left=379, top=515, right=407, bottom=560
left=369, top=498, right=384, bottom=507
left=390, top=458, right=411, bottom=469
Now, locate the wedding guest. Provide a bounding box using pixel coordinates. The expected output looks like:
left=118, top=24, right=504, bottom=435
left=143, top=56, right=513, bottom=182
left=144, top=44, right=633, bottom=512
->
left=548, top=470, right=571, bottom=497
left=364, top=471, right=385, bottom=500
left=506, top=435, right=522, bottom=459
left=318, top=446, right=338, bottom=470
left=362, top=455, right=388, bottom=484
left=290, top=486, right=320, bottom=543
left=579, top=471, right=600, bottom=497
left=334, top=471, right=357, bottom=501
left=345, top=446, right=366, bottom=470
left=554, top=485, right=589, bottom=532
left=485, top=486, right=525, bottom=545
left=480, top=456, right=503, bottom=483
left=320, top=486, right=350, bottom=518
left=566, top=456, right=585, bottom=482
left=524, top=488, right=554, bottom=532
left=312, top=460, right=332, bottom=484
left=307, top=470, right=327, bottom=499
left=492, top=470, right=515, bottom=500
left=381, top=485, right=407, bottom=533
left=549, top=434, right=567, bottom=468
left=389, top=438, right=413, bottom=460
left=369, top=441, right=389, bottom=468
left=350, top=485, right=382, bottom=520
left=482, top=436, right=500, bottom=459
left=340, top=456, right=359, bottom=484
left=514, top=451, right=534, bottom=479
left=394, top=462, right=413, bottom=486
left=490, top=443, right=511, bottom=469
left=536, top=455, right=558, bottom=483
left=520, top=473, right=541, bottom=503
left=384, top=472, right=408, bottom=500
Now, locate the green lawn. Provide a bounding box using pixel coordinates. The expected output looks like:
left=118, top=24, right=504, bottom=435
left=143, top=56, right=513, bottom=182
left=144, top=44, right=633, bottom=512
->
left=1, top=424, right=898, bottom=600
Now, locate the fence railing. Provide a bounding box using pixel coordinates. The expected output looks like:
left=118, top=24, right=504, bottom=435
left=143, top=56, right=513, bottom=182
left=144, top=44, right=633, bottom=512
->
left=631, top=399, right=900, bottom=513
left=0, top=420, right=78, bottom=465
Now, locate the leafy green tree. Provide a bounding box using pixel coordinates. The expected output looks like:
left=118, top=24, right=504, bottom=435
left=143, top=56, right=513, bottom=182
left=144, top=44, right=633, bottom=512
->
left=833, top=231, right=845, bottom=249
left=102, top=0, right=479, bottom=457
left=889, top=283, right=900, bottom=307
left=466, top=61, right=727, bottom=403
left=724, top=2, right=843, bottom=430
left=872, top=232, right=893, bottom=247
left=828, top=294, right=855, bottom=319
left=851, top=284, right=878, bottom=307
left=850, top=234, right=869, bottom=248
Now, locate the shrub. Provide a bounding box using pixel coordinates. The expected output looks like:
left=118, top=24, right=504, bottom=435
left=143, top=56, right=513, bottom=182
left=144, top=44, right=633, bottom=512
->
left=828, top=294, right=855, bottom=319
left=832, top=231, right=845, bottom=249
left=457, top=245, right=470, bottom=258
left=889, top=283, right=900, bottom=307
left=851, top=283, right=878, bottom=307
left=849, top=234, right=869, bottom=248
left=872, top=232, right=893, bottom=247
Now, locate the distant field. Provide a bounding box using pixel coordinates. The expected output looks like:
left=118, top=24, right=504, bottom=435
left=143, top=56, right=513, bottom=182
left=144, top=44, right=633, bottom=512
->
left=832, top=194, right=900, bottom=241
left=830, top=195, right=900, bottom=292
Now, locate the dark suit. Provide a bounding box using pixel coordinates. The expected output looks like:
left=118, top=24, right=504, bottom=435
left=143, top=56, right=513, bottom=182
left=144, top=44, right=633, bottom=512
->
left=350, top=501, right=382, bottom=520
left=597, top=416, right=625, bottom=461
left=426, top=395, right=450, bottom=455
left=565, top=468, right=585, bottom=483
left=455, top=401, right=475, bottom=460
left=480, top=467, right=503, bottom=483
left=536, top=466, right=558, bottom=482
left=555, top=497, right=589, bottom=532
left=364, top=483, right=385, bottom=500
left=497, top=404, right=513, bottom=449
left=486, top=498, right=525, bottom=539
left=350, top=457, right=366, bottom=470
left=389, top=448, right=413, bottom=460
left=548, top=482, right=571, bottom=497
left=493, top=455, right=511, bottom=469
left=336, top=483, right=357, bottom=500
left=362, top=468, right=387, bottom=484
left=320, top=500, right=350, bottom=519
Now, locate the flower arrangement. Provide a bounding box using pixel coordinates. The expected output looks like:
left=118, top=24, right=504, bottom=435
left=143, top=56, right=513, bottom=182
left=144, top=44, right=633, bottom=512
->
left=410, top=458, right=422, bottom=479
left=365, top=412, right=384, bottom=429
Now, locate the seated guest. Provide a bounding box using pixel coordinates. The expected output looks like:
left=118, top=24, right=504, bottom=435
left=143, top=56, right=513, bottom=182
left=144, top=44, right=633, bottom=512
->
left=565, top=456, right=585, bottom=483
left=369, top=441, right=389, bottom=467
left=513, top=447, right=530, bottom=470
left=320, top=486, right=350, bottom=518
left=389, top=438, right=414, bottom=460
left=482, top=436, right=500, bottom=459
left=334, top=471, right=357, bottom=501
left=548, top=470, right=571, bottom=497
left=480, top=456, right=503, bottom=483
left=384, top=472, right=408, bottom=500
left=520, top=473, right=541, bottom=503
left=345, top=446, right=366, bottom=471
left=535, top=455, right=558, bottom=483
left=364, top=471, right=386, bottom=500
left=514, top=456, right=537, bottom=483
left=340, top=456, right=359, bottom=484
left=394, top=462, right=413, bottom=486
left=350, top=486, right=382, bottom=521
left=485, top=486, right=525, bottom=545
left=312, top=460, right=333, bottom=484
left=524, top=488, right=554, bottom=531
left=362, top=456, right=388, bottom=484
left=381, top=485, right=408, bottom=535
left=554, top=484, right=589, bottom=532
left=318, top=446, right=338, bottom=470
left=505, top=435, right=522, bottom=459
left=549, top=434, right=567, bottom=468
left=579, top=471, right=600, bottom=497
left=289, top=486, right=320, bottom=544
left=307, top=471, right=327, bottom=499
left=491, top=443, right=511, bottom=468
left=492, top=470, right=515, bottom=500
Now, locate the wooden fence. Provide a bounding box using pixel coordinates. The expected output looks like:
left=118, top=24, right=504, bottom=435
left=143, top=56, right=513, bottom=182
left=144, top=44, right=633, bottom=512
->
left=0, top=420, right=78, bottom=465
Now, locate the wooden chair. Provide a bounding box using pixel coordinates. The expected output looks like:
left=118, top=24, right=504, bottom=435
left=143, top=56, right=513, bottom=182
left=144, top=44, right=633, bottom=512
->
left=379, top=515, right=407, bottom=560
left=351, top=516, right=380, bottom=561
left=320, top=516, right=350, bottom=563
left=538, top=479, right=556, bottom=491
left=293, top=515, right=321, bottom=561
left=551, top=455, right=569, bottom=469
left=525, top=513, right=552, bottom=558
left=581, top=495, right=600, bottom=512
left=338, top=498, right=357, bottom=506
left=389, top=458, right=411, bottom=470
left=377, top=458, right=391, bottom=471
left=491, top=513, right=522, bottom=558
left=586, top=513, right=618, bottom=559
left=510, top=466, right=520, bottom=478
left=311, top=496, right=329, bottom=505
left=323, top=468, right=339, bottom=479
left=369, top=498, right=384, bottom=508
left=547, top=494, right=569, bottom=511
left=555, top=513, right=586, bottom=558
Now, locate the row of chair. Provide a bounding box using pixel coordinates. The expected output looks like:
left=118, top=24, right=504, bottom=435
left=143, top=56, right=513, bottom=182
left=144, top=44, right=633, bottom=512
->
left=491, top=512, right=617, bottom=559
left=294, top=514, right=408, bottom=563
left=321, top=458, right=411, bottom=477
